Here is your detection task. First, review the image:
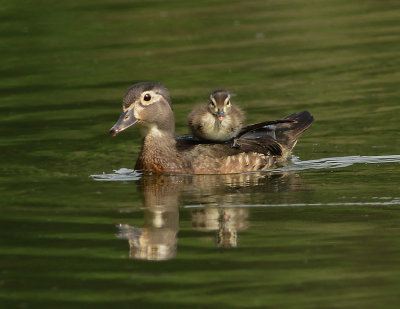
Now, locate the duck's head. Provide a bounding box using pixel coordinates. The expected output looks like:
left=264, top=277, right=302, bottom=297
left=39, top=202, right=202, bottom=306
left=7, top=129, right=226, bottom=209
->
left=110, top=82, right=175, bottom=137
left=208, top=89, right=232, bottom=121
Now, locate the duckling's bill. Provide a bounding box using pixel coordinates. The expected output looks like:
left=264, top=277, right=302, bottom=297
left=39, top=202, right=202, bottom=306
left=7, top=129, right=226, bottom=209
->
left=217, top=109, right=225, bottom=121
left=110, top=108, right=137, bottom=136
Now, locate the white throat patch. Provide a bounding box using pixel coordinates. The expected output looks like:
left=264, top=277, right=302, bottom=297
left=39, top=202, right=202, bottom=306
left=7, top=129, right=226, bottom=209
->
left=140, top=123, right=164, bottom=138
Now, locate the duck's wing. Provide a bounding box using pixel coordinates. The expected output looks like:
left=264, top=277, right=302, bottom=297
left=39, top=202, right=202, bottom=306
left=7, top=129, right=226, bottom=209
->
left=237, top=111, right=314, bottom=152
left=174, top=133, right=283, bottom=174
left=233, top=134, right=283, bottom=156
left=237, top=118, right=296, bottom=138
left=270, top=111, right=314, bottom=150
left=175, top=133, right=283, bottom=157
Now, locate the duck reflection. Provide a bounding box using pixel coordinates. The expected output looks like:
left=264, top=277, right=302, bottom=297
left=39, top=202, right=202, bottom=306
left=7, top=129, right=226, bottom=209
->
left=117, top=176, right=182, bottom=261
left=117, top=172, right=306, bottom=260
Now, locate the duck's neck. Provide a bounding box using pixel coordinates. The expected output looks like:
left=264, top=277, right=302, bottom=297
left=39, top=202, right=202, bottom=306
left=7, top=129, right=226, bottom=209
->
left=142, top=126, right=176, bottom=149
left=136, top=125, right=182, bottom=174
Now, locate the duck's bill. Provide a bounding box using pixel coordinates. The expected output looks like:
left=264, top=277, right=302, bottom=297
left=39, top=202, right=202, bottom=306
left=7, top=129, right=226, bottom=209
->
left=110, top=109, right=138, bottom=136
left=217, top=109, right=225, bottom=121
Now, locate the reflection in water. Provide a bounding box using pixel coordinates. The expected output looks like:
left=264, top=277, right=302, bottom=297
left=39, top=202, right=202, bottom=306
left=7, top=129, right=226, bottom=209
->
left=192, top=207, right=249, bottom=248
left=115, top=172, right=306, bottom=259
left=117, top=213, right=178, bottom=261
left=91, top=153, right=400, bottom=257
left=186, top=173, right=305, bottom=248
left=117, top=177, right=182, bottom=261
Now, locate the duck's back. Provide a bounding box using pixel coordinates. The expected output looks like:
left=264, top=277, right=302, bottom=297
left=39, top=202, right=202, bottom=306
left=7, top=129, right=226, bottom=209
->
left=177, top=111, right=314, bottom=174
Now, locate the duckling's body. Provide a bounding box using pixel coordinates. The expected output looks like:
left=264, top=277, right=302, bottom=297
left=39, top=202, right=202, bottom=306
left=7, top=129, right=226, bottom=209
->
left=110, top=82, right=314, bottom=175
left=188, top=90, right=244, bottom=142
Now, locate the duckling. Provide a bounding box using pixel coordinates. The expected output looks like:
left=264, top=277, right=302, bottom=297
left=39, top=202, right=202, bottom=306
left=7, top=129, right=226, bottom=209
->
left=110, top=82, right=314, bottom=175
left=188, top=90, right=244, bottom=142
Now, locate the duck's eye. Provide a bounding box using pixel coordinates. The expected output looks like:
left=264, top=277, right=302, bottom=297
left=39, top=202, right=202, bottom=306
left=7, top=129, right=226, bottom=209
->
left=226, top=100, right=231, bottom=106
left=144, top=94, right=151, bottom=101
left=209, top=101, right=215, bottom=108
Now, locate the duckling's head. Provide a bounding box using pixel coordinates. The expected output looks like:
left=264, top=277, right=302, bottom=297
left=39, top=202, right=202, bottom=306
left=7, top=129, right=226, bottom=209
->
left=208, top=89, right=232, bottom=121
left=110, top=82, right=175, bottom=137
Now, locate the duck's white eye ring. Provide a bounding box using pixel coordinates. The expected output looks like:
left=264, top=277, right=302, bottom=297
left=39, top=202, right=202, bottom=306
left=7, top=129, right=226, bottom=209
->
left=144, top=93, right=151, bottom=101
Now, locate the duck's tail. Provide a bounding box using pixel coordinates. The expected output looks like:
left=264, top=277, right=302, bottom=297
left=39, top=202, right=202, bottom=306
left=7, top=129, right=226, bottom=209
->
left=272, top=111, right=314, bottom=158
left=238, top=111, right=314, bottom=160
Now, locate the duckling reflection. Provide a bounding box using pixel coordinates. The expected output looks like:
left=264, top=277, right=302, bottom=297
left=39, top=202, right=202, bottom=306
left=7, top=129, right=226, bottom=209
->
left=117, top=171, right=307, bottom=259
left=182, top=171, right=307, bottom=206
left=192, top=207, right=249, bottom=248
left=117, top=176, right=182, bottom=261
left=187, top=172, right=307, bottom=248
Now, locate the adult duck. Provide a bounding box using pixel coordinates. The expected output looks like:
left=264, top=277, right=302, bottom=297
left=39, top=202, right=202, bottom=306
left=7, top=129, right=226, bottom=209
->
left=110, top=82, right=314, bottom=175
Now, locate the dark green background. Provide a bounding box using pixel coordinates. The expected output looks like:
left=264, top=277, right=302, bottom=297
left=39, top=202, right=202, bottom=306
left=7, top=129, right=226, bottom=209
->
left=1, top=0, right=400, bottom=308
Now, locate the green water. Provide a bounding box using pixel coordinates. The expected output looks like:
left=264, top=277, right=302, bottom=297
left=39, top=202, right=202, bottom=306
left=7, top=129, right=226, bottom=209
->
left=1, top=0, right=400, bottom=308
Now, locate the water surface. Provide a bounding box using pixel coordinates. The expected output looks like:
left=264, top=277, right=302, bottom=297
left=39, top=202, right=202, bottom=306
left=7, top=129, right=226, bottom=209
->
left=1, top=0, right=400, bottom=308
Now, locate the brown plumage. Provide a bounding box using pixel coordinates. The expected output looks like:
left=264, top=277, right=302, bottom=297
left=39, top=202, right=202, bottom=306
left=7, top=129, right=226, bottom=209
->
left=110, top=82, right=314, bottom=175
left=188, top=89, right=244, bottom=142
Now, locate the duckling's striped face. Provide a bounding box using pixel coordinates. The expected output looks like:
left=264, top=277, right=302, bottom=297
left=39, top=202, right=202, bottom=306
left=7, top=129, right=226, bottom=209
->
left=110, top=82, right=174, bottom=136
left=209, top=90, right=232, bottom=121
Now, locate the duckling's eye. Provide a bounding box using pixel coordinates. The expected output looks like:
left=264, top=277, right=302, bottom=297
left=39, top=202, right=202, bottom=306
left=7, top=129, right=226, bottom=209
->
left=226, top=100, right=231, bottom=106
left=209, top=101, right=215, bottom=108
left=144, top=94, right=151, bottom=101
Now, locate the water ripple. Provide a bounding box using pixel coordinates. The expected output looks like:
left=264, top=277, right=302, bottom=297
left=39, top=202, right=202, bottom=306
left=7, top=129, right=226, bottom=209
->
left=274, top=155, right=400, bottom=172
left=90, top=155, right=400, bottom=181
left=90, top=168, right=141, bottom=181
left=185, top=198, right=400, bottom=208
